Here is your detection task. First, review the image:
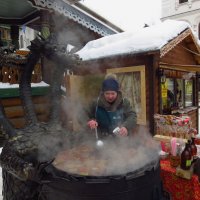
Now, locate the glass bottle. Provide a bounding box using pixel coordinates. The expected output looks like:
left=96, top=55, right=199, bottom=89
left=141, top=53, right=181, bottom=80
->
left=191, top=137, right=197, bottom=156
left=187, top=140, right=192, bottom=155
left=181, top=143, right=192, bottom=170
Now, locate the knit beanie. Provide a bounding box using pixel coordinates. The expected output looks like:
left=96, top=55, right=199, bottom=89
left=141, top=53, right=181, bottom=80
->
left=102, top=78, right=119, bottom=92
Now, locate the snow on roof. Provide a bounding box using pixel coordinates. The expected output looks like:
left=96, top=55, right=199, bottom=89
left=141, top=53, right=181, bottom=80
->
left=77, top=20, right=191, bottom=61
left=0, top=81, right=49, bottom=89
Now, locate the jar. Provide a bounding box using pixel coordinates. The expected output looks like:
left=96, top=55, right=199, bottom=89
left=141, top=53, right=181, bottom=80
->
left=170, top=155, right=180, bottom=168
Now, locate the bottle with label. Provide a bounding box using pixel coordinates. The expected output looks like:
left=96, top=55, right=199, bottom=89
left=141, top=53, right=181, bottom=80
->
left=187, top=140, right=192, bottom=154
left=181, top=143, right=192, bottom=170
left=191, top=137, right=197, bottom=156
left=191, top=137, right=197, bottom=157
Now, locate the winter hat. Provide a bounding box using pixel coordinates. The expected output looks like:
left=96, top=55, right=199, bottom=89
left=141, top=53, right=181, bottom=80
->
left=102, top=78, right=119, bottom=92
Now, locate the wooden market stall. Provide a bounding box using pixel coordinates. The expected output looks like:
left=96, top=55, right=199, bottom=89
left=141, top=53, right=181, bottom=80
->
left=63, top=22, right=200, bottom=200
left=65, top=20, right=200, bottom=136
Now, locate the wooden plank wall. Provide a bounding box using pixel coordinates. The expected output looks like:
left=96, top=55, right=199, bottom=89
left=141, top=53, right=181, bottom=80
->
left=82, top=55, right=155, bottom=132
left=161, top=42, right=196, bottom=65
left=1, top=96, right=50, bottom=128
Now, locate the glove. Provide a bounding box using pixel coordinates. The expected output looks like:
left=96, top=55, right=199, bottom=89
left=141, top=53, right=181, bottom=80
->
left=87, top=120, right=98, bottom=129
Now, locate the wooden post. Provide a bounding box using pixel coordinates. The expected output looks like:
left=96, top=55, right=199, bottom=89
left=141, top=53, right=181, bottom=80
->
left=149, top=53, right=160, bottom=135
left=40, top=10, right=51, bottom=39
left=196, top=72, right=199, bottom=133
left=40, top=10, right=51, bottom=82
left=10, top=25, right=19, bottom=49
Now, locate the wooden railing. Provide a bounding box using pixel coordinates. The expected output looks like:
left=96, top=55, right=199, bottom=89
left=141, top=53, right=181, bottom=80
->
left=0, top=50, right=42, bottom=84
left=0, top=63, right=42, bottom=84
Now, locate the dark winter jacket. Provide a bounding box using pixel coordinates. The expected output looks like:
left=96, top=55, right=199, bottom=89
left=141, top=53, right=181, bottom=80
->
left=87, top=91, right=137, bottom=137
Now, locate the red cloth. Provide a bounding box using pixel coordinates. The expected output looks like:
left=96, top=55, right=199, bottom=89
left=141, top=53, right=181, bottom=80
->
left=160, top=159, right=200, bottom=200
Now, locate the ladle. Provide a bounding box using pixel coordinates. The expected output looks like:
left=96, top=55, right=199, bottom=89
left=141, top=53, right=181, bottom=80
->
left=94, top=127, right=104, bottom=147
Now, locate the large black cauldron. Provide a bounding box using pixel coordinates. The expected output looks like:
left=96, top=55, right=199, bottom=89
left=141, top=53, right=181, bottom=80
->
left=39, top=159, right=165, bottom=200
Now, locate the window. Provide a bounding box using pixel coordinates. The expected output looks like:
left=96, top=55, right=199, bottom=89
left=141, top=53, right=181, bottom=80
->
left=185, top=80, right=193, bottom=107
left=176, top=79, right=184, bottom=107
left=19, top=35, right=24, bottom=49
left=1, top=29, right=10, bottom=40
left=1, top=29, right=6, bottom=39
left=179, top=0, right=188, bottom=3
left=161, top=77, right=194, bottom=114
left=161, top=78, right=175, bottom=114
left=107, top=66, right=146, bottom=125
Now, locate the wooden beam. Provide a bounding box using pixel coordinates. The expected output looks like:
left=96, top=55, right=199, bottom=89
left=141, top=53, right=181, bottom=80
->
left=0, top=10, right=40, bottom=26
left=0, top=18, right=22, bottom=25
left=151, top=53, right=160, bottom=134
left=194, top=56, right=200, bottom=64
left=21, top=10, right=40, bottom=25
left=160, top=63, right=200, bottom=72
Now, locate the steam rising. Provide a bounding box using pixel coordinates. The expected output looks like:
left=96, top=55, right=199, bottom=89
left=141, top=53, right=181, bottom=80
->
left=101, top=130, right=160, bottom=175
left=34, top=14, right=160, bottom=175
left=50, top=126, right=161, bottom=176
left=34, top=73, right=160, bottom=176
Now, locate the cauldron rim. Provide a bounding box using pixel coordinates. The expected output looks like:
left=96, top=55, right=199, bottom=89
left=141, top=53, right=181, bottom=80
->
left=40, top=158, right=164, bottom=200
left=45, top=158, right=160, bottom=182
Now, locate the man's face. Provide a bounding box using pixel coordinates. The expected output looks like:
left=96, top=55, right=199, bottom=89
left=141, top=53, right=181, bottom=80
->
left=104, top=91, right=118, bottom=103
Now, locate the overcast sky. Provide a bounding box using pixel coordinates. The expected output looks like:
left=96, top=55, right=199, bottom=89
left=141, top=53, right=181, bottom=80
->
left=81, top=0, right=162, bottom=31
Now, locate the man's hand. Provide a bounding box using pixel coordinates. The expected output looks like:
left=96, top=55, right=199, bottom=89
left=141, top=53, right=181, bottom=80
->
left=87, top=120, right=98, bottom=129
left=119, top=127, right=128, bottom=137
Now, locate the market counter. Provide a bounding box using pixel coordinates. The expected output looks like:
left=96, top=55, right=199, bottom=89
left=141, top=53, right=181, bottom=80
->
left=160, top=159, right=200, bottom=200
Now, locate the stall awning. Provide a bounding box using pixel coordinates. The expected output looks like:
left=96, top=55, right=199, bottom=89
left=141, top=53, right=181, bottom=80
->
left=160, top=63, right=200, bottom=73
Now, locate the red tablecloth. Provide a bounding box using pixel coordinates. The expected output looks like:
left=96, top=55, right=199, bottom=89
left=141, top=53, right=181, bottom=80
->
left=160, top=159, right=200, bottom=200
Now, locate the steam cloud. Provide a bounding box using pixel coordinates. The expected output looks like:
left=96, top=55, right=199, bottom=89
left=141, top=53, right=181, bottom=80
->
left=35, top=93, right=160, bottom=176
left=36, top=11, right=160, bottom=175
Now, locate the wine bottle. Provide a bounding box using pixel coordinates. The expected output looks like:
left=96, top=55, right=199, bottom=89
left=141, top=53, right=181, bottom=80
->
left=181, top=143, right=192, bottom=170
left=191, top=137, right=197, bottom=156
